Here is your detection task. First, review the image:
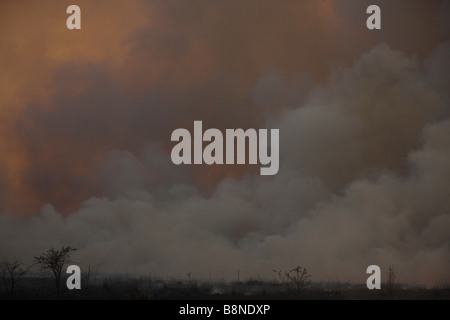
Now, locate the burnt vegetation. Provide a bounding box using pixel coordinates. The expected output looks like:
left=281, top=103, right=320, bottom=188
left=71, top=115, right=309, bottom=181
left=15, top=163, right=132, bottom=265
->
left=0, top=251, right=449, bottom=300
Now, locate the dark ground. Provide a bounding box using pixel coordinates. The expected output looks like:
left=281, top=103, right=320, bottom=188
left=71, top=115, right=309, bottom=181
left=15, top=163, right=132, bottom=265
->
left=1, top=275, right=449, bottom=300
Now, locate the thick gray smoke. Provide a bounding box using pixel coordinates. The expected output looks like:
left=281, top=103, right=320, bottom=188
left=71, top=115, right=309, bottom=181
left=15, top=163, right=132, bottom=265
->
left=1, top=42, right=449, bottom=286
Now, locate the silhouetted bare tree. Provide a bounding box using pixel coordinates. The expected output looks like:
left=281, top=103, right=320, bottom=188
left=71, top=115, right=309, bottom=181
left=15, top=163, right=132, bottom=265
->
left=273, top=266, right=311, bottom=298
left=1, top=258, right=27, bottom=296
left=34, top=246, right=77, bottom=294
left=386, top=265, right=399, bottom=298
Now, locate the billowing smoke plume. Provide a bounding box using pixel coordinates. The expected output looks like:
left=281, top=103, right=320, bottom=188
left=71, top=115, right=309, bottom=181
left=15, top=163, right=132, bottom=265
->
left=1, top=40, right=449, bottom=285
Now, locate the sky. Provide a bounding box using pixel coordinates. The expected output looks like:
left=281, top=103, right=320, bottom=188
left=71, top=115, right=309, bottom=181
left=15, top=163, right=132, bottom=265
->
left=0, top=0, right=449, bottom=285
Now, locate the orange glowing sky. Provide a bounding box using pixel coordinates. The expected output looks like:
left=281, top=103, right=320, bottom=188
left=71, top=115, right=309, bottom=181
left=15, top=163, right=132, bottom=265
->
left=0, top=0, right=446, bottom=214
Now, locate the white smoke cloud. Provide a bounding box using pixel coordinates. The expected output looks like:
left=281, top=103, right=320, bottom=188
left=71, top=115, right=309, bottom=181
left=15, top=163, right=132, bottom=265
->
left=1, top=42, right=449, bottom=286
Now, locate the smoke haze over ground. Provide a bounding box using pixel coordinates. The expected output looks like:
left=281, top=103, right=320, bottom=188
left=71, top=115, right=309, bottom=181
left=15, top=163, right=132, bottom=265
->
left=0, top=1, right=449, bottom=285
